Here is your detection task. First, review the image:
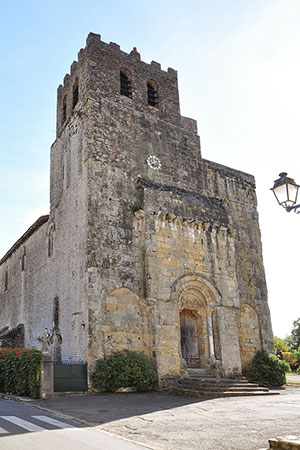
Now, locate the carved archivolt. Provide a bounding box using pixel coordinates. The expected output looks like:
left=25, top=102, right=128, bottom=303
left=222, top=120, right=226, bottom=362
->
left=172, top=274, right=221, bottom=309
left=179, top=289, right=205, bottom=313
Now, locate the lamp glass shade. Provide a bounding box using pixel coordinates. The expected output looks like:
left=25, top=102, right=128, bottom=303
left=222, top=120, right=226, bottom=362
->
left=273, top=183, right=288, bottom=205
left=272, top=177, right=299, bottom=208
left=286, top=182, right=299, bottom=207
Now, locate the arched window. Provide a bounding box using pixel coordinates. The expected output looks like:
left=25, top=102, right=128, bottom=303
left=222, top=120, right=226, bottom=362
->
left=120, top=68, right=132, bottom=98
left=62, top=95, right=67, bottom=125
left=147, top=80, right=158, bottom=107
left=72, top=77, right=79, bottom=108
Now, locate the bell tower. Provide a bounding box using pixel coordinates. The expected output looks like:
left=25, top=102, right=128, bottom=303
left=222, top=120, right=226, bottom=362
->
left=47, top=33, right=273, bottom=379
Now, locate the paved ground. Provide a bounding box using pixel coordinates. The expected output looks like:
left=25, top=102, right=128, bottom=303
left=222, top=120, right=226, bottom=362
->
left=14, top=386, right=299, bottom=450
left=0, top=399, right=147, bottom=450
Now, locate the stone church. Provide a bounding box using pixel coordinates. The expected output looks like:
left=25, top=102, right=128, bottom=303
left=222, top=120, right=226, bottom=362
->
left=0, top=33, right=273, bottom=385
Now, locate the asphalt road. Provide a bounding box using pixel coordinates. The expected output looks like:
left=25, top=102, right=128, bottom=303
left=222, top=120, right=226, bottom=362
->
left=0, top=399, right=148, bottom=450
left=30, top=386, right=300, bottom=450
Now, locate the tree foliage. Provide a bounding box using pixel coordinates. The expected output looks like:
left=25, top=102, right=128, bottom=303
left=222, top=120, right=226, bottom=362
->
left=274, top=336, right=289, bottom=353
left=288, top=318, right=300, bottom=351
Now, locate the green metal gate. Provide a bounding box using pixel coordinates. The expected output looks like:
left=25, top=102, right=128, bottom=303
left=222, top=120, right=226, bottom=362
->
left=54, top=363, right=88, bottom=392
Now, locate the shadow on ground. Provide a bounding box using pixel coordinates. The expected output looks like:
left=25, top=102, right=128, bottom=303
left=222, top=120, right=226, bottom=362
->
left=33, top=391, right=208, bottom=425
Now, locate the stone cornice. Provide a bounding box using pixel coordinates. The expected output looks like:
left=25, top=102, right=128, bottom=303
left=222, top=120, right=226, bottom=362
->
left=134, top=209, right=236, bottom=237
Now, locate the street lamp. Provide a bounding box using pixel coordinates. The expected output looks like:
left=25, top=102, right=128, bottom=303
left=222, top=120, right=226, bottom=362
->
left=271, top=172, right=300, bottom=213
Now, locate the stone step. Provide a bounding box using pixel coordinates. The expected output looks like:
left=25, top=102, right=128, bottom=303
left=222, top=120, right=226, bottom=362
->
left=171, top=387, right=279, bottom=398
left=223, top=386, right=269, bottom=392
left=176, top=383, right=269, bottom=393
left=177, top=383, right=269, bottom=391
left=179, top=377, right=255, bottom=385
left=185, top=374, right=250, bottom=382
left=186, top=369, right=248, bottom=380
left=167, top=372, right=277, bottom=398
left=187, top=368, right=211, bottom=375
left=177, top=380, right=261, bottom=390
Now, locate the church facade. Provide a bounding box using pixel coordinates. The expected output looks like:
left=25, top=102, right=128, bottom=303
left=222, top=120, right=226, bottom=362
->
left=0, top=33, right=273, bottom=384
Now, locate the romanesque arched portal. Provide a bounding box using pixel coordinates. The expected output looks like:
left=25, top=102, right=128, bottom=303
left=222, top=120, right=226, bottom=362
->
left=175, top=275, right=221, bottom=370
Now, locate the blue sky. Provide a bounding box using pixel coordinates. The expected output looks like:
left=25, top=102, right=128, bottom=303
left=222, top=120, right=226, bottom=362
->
left=1, top=0, right=300, bottom=338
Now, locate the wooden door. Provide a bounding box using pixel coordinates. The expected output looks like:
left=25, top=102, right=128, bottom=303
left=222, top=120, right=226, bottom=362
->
left=180, top=309, right=199, bottom=367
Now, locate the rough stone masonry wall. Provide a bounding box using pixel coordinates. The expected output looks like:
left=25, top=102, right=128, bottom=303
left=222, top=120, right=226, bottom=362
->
left=79, top=34, right=273, bottom=376
left=49, top=100, right=90, bottom=363
left=82, top=35, right=204, bottom=369
left=0, top=32, right=273, bottom=383
left=202, top=160, right=274, bottom=357
left=0, top=182, right=89, bottom=363
left=131, top=182, right=242, bottom=377
left=0, top=70, right=90, bottom=362
left=52, top=33, right=273, bottom=377
left=0, top=221, right=68, bottom=353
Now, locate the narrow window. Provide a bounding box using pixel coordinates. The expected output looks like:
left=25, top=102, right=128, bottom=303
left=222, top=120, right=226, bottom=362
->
left=48, top=234, right=53, bottom=258
left=5, top=268, right=8, bottom=291
left=120, top=69, right=132, bottom=98
left=147, top=80, right=158, bottom=107
left=72, top=77, right=79, bottom=108
left=48, top=224, right=55, bottom=258
left=62, top=95, right=67, bottom=124
left=21, top=247, right=26, bottom=272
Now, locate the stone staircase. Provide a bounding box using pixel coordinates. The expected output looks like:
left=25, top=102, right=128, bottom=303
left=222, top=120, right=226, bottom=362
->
left=169, top=368, right=279, bottom=398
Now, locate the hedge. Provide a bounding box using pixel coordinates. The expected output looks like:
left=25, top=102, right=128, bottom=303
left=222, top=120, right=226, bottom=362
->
left=0, top=348, right=42, bottom=398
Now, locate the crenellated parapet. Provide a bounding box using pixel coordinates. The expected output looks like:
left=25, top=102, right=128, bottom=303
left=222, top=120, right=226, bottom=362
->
left=56, top=32, right=182, bottom=138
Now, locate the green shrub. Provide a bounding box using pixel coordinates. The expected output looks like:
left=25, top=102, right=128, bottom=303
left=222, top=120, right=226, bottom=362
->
left=91, top=350, right=157, bottom=392
left=0, top=348, right=42, bottom=398
left=243, top=351, right=290, bottom=386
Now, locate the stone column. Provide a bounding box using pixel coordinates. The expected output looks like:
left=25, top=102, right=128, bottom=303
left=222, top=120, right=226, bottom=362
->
left=207, top=315, right=215, bottom=358
left=40, top=355, right=54, bottom=398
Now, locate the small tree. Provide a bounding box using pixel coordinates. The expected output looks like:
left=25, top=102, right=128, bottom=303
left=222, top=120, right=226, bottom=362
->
left=288, top=318, right=300, bottom=351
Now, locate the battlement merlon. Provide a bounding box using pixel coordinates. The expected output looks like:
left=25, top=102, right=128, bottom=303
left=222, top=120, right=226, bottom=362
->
left=56, top=32, right=186, bottom=137
left=85, top=32, right=178, bottom=79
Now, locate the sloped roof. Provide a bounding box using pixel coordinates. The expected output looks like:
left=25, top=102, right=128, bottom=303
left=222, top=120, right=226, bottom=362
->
left=0, top=215, right=49, bottom=265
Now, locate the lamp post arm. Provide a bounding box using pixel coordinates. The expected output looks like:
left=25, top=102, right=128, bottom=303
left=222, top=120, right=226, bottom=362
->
left=286, top=204, right=300, bottom=214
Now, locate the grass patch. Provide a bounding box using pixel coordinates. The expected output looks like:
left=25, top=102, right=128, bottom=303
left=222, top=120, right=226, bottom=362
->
left=286, top=373, right=300, bottom=385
